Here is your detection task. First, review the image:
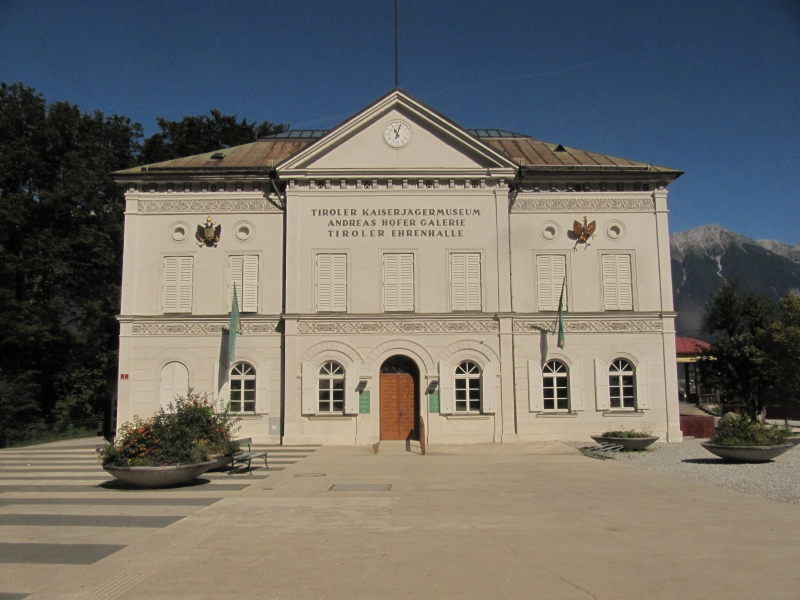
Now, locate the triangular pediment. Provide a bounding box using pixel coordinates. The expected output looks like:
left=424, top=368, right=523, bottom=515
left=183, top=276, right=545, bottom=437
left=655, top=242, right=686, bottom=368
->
left=279, top=90, right=518, bottom=176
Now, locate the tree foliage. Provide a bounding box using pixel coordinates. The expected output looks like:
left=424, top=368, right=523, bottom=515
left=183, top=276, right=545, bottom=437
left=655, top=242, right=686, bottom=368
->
left=0, top=82, right=290, bottom=444
left=699, top=281, right=800, bottom=419
left=140, top=109, right=287, bottom=164
left=0, top=82, right=143, bottom=441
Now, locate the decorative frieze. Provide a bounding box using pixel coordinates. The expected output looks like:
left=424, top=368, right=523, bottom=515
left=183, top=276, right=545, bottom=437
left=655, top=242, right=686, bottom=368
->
left=137, top=197, right=280, bottom=213
left=130, top=320, right=280, bottom=336
left=513, top=319, right=663, bottom=333
left=512, top=196, right=655, bottom=213
left=288, top=178, right=504, bottom=191
left=297, top=319, right=500, bottom=335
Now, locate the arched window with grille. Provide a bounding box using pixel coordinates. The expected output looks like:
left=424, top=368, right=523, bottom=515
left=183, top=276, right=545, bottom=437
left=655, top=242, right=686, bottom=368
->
left=454, top=361, right=482, bottom=413
left=229, top=362, right=256, bottom=413
left=318, top=361, right=345, bottom=413
left=542, top=360, right=569, bottom=411
left=608, top=358, right=636, bottom=409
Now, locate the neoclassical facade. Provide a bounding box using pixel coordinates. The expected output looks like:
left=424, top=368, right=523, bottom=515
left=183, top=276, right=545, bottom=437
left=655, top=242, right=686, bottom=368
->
left=114, top=90, right=683, bottom=445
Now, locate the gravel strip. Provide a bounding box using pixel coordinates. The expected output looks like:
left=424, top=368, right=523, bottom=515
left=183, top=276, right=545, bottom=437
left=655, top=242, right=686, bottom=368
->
left=587, top=438, right=800, bottom=505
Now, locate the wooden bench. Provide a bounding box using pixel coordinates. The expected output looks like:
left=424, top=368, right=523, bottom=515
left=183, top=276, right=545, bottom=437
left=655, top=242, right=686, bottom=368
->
left=228, top=438, right=268, bottom=475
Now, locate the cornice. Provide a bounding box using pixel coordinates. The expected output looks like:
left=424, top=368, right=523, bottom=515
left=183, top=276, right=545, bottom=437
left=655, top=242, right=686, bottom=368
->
left=122, top=318, right=281, bottom=336
left=297, top=319, right=500, bottom=335
left=514, top=317, right=664, bottom=333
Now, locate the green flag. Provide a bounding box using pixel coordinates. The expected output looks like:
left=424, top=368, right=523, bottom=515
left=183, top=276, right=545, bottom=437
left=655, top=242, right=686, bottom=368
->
left=228, top=283, right=240, bottom=365
left=557, top=277, right=566, bottom=349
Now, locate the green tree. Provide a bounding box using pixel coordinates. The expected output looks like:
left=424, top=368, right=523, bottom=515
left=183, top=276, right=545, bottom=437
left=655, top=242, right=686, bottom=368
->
left=763, top=292, right=800, bottom=411
left=698, top=281, right=776, bottom=420
left=0, top=82, right=142, bottom=442
left=140, top=109, right=287, bottom=164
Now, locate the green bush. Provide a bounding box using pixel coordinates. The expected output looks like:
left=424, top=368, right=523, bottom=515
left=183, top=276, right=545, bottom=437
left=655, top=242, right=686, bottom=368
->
left=710, top=413, right=790, bottom=446
left=601, top=429, right=654, bottom=439
left=99, top=392, right=239, bottom=467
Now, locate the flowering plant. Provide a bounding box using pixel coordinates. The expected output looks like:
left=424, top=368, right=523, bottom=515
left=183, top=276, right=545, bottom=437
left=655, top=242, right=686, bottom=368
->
left=99, top=392, right=240, bottom=467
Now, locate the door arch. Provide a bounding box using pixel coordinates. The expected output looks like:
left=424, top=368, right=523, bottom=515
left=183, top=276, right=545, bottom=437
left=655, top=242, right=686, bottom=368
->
left=379, top=355, right=419, bottom=441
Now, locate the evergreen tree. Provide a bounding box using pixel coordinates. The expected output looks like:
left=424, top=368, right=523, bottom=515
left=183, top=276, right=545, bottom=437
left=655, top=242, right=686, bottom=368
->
left=699, top=281, right=776, bottom=420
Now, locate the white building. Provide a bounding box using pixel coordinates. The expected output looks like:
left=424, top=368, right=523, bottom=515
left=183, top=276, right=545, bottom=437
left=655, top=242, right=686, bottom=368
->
left=114, top=90, right=683, bottom=445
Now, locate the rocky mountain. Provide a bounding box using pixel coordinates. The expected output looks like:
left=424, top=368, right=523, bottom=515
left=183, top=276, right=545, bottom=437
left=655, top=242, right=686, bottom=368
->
left=670, top=224, right=800, bottom=338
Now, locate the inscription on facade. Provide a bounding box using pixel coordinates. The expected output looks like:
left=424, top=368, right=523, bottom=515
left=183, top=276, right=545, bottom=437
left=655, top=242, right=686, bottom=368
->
left=310, top=207, right=482, bottom=239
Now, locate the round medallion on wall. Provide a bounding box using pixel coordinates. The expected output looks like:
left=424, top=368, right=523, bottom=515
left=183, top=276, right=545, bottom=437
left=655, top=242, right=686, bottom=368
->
left=606, top=221, right=625, bottom=241
left=541, top=221, right=559, bottom=241
left=383, top=120, right=412, bottom=149
left=170, top=222, right=189, bottom=242
left=234, top=221, right=254, bottom=242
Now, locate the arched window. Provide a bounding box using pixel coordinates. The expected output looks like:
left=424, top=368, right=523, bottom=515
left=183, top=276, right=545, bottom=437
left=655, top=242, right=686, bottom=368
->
left=229, top=362, right=256, bottom=412
left=159, top=361, right=189, bottom=409
left=609, top=359, right=635, bottom=409
left=542, top=360, right=569, bottom=411
left=454, top=361, right=482, bottom=412
left=318, top=361, right=345, bottom=413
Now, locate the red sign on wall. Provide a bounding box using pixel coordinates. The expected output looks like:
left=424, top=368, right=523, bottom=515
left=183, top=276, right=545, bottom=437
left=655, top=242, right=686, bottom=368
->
left=120, top=374, right=129, bottom=380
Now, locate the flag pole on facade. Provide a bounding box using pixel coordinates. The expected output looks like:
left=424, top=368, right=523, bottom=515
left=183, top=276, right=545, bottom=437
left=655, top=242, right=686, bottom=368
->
left=228, top=283, right=240, bottom=365
left=557, top=276, right=566, bottom=349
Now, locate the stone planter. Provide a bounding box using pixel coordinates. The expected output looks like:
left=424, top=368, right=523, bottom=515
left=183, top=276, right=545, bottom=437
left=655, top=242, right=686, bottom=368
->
left=103, top=460, right=216, bottom=488
left=206, top=454, right=233, bottom=472
left=591, top=435, right=659, bottom=451
left=700, top=442, right=795, bottom=463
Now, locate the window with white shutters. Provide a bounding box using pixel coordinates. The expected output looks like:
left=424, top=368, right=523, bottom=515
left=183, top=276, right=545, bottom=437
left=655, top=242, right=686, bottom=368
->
left=228, top=255, right=258, bottom=313
left=316, top=253, right=347, bottom=312
left=601, top=254, right=633, bottom=310
left=450, top=252, right=481, bottom=311
left=536, top=255, right=567, bottom=311
left=383, top=253, right=414, bottom=312
left=162, top=256, right=193, bottom=313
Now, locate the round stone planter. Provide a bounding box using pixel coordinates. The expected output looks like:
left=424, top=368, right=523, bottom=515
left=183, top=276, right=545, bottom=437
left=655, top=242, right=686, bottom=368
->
left=700, top=442, right=795, bottom=463
left=591, top=435, right=660, bottom=451
left=103, top=460, right=216, bottom=488
left=205, top=454, right=232, bottom=472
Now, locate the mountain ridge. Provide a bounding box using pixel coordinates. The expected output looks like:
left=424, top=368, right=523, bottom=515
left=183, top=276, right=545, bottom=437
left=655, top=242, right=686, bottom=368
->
left=670, top=224, right=800, bottom=338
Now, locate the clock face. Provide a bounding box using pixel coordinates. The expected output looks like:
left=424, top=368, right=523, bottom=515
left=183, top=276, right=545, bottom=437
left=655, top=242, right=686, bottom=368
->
left=383, top=120, right=411, bottom=148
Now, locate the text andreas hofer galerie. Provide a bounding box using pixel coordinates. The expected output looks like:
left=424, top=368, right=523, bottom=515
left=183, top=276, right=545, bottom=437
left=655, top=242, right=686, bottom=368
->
left=311, top=207, right=481, bottom=238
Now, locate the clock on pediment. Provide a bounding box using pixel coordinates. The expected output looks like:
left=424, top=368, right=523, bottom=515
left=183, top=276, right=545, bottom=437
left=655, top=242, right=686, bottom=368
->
left=383, top=119, right=412, bottom=148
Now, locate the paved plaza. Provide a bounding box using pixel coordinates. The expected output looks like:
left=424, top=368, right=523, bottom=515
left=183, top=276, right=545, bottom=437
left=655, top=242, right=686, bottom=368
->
left=1, top=438, right=798, bottom=599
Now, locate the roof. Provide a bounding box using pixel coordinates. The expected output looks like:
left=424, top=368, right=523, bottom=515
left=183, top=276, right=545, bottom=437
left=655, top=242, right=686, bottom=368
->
left=676, top=336, right=711, bottom=355
left=115, top=96, right=681, bottom=177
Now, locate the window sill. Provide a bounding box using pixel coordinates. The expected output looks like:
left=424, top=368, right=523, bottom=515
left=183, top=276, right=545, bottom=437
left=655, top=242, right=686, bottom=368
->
left=536, top=412, right=579, bottom=418
left=307, top=414, right=355, bottom=421
left=445, top=414, right=491, bottom=420
left=602, top=410, right=644, bottom=417
left=233, top=413, right=267, bottom=419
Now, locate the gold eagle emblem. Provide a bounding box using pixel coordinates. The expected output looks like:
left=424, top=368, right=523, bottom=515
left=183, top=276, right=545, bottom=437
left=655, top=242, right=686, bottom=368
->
left=572, top=216, right=596, bottom=244
left=196, top=216, right=222, bottom=247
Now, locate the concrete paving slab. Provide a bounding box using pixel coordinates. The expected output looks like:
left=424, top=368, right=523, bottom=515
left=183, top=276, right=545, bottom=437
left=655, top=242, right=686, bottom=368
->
left=17, top=443, right=799, bottom=600
left=0, top=542, right=124, bottom=564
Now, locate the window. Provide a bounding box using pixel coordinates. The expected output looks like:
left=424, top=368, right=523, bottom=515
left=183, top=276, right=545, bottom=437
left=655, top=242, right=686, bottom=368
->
left=536, top=255, right=567, bottom=311
left=542, top=360, right=569, bottom=410
left=316, top=254, right=347, bottom=312
left=383, top=253, right=414, bottom=312
left=318, top=361, right=345, bottom=413
left=229, top=362, right=256, bottom=412
left=454, top=361, right=482, bottom=412
left=608, top=359, right=635, bottom=409
left=162, top=256, right=193, bottom=313
left=229, top=255, right=258, bottom=312
left=159, top=361, right=189, bottom=409
left=601, top=254, right=633, bottom=310
left=450, top=252, right=481, bottom=311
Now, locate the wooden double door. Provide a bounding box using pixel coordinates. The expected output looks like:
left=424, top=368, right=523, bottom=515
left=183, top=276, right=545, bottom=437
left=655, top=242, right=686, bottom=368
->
left=380, top=372, right=416, bottom=440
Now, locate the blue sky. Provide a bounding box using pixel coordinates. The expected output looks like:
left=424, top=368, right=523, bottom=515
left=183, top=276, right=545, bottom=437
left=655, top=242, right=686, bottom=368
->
left=2, top=0, right=799, bottom=243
